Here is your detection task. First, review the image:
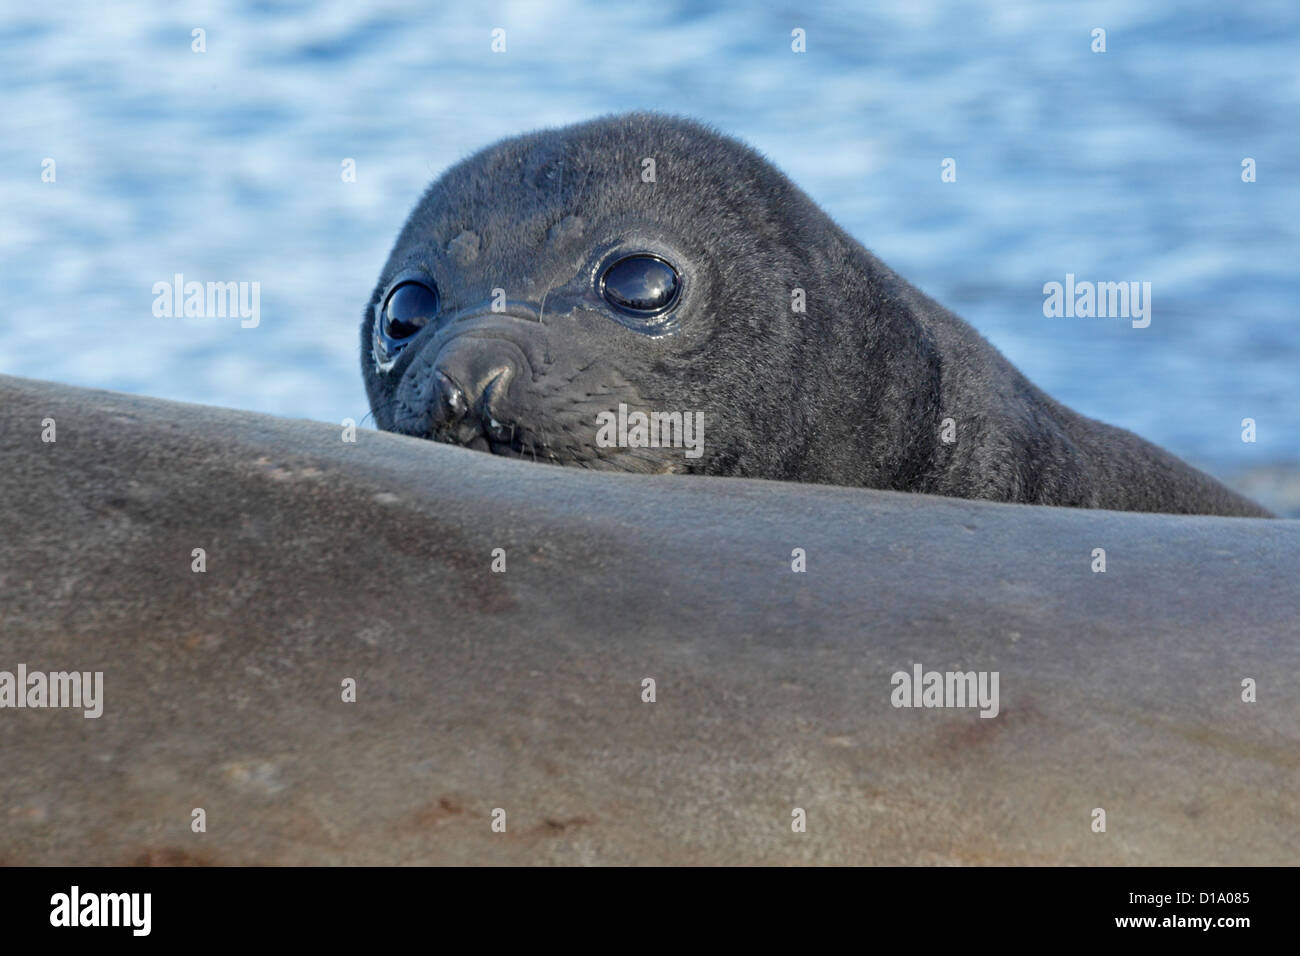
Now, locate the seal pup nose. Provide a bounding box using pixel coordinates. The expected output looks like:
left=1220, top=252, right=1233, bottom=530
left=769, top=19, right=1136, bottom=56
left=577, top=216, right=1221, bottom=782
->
left=434, top=371, right=467, bottom=425
left=425, top=336, right=521, bottom=447
left=433, top=358, right=514, bottom=419
left=429, top=366, right=511, bottom=443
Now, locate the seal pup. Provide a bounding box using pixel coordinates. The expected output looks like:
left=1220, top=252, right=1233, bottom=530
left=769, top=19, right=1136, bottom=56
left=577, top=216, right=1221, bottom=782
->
left=361, top=113, right=1270, bottom=517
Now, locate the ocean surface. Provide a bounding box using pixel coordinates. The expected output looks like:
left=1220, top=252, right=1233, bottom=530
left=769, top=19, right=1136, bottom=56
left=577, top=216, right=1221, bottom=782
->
left=2, top=0, right=1296, bottom=488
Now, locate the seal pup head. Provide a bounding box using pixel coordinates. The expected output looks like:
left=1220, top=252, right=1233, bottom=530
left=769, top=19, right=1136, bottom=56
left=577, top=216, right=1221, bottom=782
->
left=362, top=112, right=934, bottom=479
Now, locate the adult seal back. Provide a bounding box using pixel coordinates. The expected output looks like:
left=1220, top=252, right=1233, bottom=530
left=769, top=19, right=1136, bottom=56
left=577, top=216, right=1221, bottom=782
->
left=361, top=112, right=1270, bottom=517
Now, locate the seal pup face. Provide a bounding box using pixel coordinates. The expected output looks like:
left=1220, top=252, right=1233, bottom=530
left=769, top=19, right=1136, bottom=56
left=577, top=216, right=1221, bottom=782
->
left=362, top=112, right=854, bottom=476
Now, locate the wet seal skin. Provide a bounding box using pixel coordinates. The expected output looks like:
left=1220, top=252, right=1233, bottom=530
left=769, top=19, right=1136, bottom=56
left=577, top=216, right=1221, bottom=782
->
left=362, top=112, right=1269, bottom=517
left=3, top=375, right=1296, bottom=865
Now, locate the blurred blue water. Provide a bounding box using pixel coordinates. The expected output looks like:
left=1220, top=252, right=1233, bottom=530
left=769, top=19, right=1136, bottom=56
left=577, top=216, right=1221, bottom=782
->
left=1, top=0, right=1296, bottom=476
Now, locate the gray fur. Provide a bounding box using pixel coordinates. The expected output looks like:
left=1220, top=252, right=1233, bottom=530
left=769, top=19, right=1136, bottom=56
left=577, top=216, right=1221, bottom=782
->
left=362, top=113, right=1269, bottom=517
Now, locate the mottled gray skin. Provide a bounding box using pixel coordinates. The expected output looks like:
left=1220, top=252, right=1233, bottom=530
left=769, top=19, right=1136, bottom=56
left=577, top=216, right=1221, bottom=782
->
left=362, top=112, right=1269, bottom=517
left=2, top=376, right=1297, bottom=864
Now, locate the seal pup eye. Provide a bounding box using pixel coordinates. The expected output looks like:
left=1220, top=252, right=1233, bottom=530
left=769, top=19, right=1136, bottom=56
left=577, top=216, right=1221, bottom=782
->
left=600, top=255, right=679, bottom=315
left=381, top=280, right=439, bottom=340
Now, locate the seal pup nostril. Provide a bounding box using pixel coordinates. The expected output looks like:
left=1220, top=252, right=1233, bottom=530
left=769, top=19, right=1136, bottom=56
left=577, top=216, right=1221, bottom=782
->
left=478, top=365, right=513, bottom=413
left=434, top=371, right=467, bottom=426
